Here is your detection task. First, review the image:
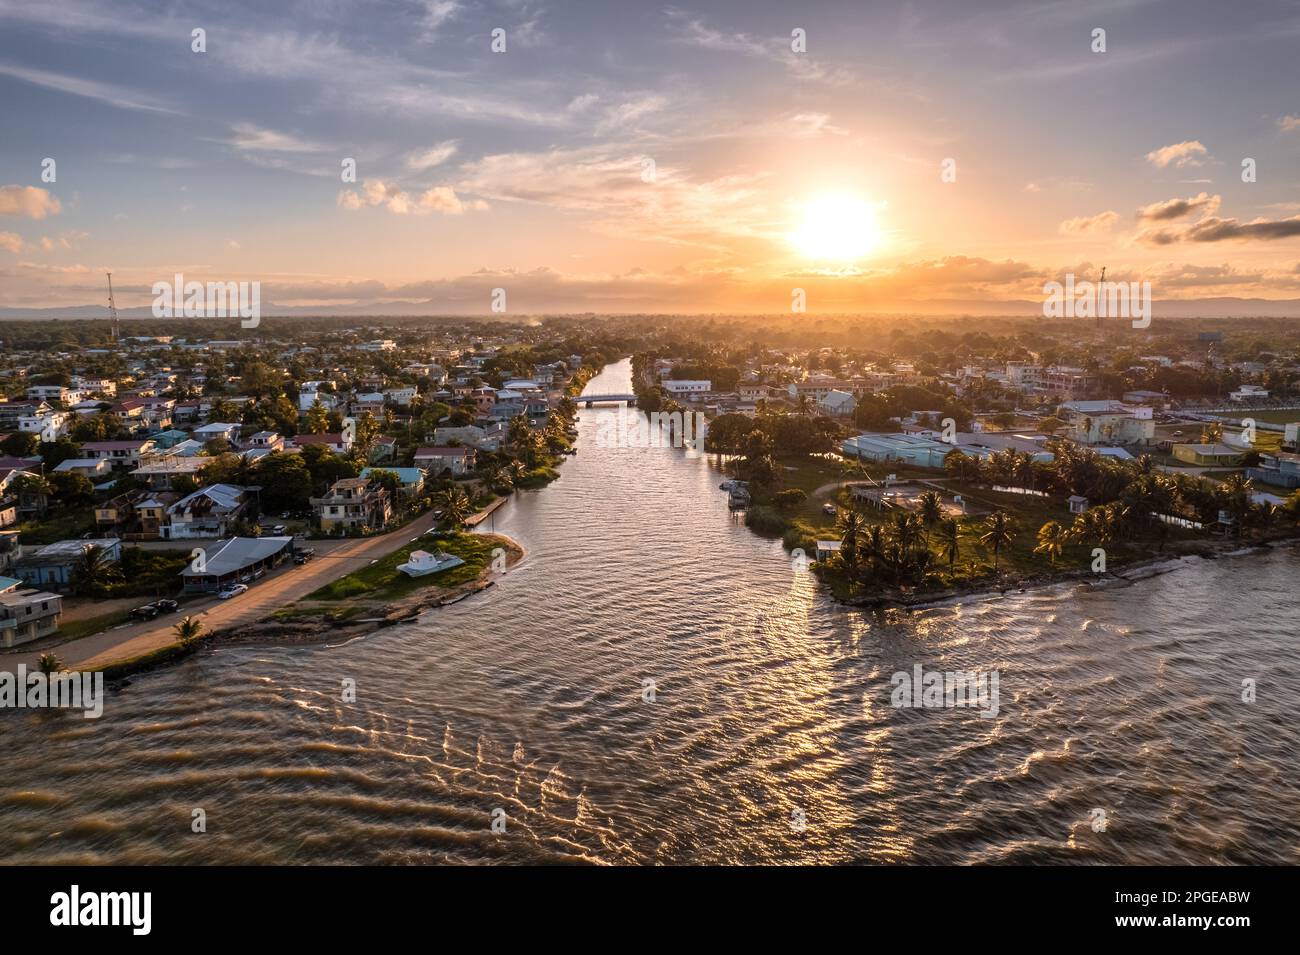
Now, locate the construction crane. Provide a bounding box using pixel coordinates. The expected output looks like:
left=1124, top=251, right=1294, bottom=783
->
left=1096, top=266, right=1106, bottom=331
left=106, top=271, right=120, bottom=342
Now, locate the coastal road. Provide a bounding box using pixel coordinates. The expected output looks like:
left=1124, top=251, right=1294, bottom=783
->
left=0, top=507, right=446, bottom=673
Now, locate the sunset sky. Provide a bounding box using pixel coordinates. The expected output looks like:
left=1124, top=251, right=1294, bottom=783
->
left=3, top=0, right=1300, bottom=314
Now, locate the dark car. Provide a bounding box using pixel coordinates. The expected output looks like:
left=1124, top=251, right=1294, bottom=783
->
left=293, top=548, right=316, bottom=565
left=154, top=599, right=179, bottom=613
left=130, top=604, right=160, bottom=620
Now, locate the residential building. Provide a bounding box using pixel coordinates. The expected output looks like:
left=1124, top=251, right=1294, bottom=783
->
left=414, top=446, right=476, bottom=476
left=311, top=477, right=392, bottom=532
left=662, top=380, right=712, bottom=396
left=0, top=580, right=62, bottom=647
left=15, top=538, right=122, bottom=591
left=1171, top=443, right=1247, bottom=466
left=1248, top=451, right=1300, bottom=489
left=1059, top=400, right=1155, bottom=446
left=162, top=484, right=255, bottom=540
left=81, top=438, right=157, bottom=469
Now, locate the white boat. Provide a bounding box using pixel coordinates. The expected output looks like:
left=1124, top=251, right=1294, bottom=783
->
left=397, top=549, right=465, bottom=578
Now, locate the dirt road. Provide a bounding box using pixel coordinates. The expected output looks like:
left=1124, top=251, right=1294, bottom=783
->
left=1, top=507, right=446, bottom=673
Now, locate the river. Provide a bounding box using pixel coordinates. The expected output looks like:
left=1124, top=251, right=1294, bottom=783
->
left=1, top=358, right=1297, bottom=864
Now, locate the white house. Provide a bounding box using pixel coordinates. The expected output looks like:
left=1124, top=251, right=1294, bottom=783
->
left=662, top=379, right=712, bottom=396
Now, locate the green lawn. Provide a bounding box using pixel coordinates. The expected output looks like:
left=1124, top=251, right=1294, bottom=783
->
left=16, top=508, right=96, bottom=545
left=57, top=610, right=132, bottom=641
left=307, top=532, right=505, bottom=601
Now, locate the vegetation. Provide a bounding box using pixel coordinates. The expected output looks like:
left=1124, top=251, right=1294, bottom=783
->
left=305, top=532, right=508, bottom=601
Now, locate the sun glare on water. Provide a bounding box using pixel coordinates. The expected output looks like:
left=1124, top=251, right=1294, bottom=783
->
left=789, top=194, right=882, bottom=262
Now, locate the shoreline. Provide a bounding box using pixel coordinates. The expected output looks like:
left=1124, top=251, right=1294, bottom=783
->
left=101, top=534, right=525, bottom=682
left=834, top=532, right=1298, bottom=611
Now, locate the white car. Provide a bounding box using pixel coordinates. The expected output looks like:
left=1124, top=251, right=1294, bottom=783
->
left=217, top=584, right=249, bottom=600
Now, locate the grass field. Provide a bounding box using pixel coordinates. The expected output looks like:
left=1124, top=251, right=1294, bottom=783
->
left=307, top=532, right=505, bottom=601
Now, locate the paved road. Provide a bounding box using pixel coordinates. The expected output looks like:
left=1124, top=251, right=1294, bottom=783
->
left=1, top=508, right=444, bottom=673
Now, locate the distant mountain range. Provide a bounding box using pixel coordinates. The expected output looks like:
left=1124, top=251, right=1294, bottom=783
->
left=2, top=297, right=1300, bottom=319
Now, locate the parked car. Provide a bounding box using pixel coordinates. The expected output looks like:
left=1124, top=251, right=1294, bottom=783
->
left=154, top=599, right=179, bottom=613
left=271, top=524, right=287, bottom=535
left=217, top=584, right=249, bottom=600
left=130, top=604, right=160, bottom=620
left=252, top=568, right=266, bottom=581
left=293, top=548, right=315, bottom=565
left=822, top=503, right=837, bottom=515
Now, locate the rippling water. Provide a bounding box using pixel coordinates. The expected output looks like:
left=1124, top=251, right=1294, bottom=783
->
left=2, top=359, right=1297, bottom=865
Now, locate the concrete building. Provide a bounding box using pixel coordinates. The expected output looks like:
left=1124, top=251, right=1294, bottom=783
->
left=1059, top=401, right=1155, bottom=446
left=0, top=579, right=62, bottom=648
left=312, top=477, right=392, bottom=532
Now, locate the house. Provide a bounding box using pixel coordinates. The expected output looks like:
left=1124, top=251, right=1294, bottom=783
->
left=1122, top=390, right=1168, bottom=407
left=149, top=428, right=193, bottom=450
left=52, top=457, right=114, bottom=480
left=289, top=432, right=352, bottom=455
left=311, top=477, right=392, bottom=532
left=369, top=436, right=397, bottom=463
left=1068, top=495, right=1089, bottom=514
left=814, top=540, right=842, bottom=562
left=414, top=446, right=476, bottom=476
left=15, top=538, right=122, bottom=591
left=18, top=407, right=70, bottom=443
left=384, top=386, right=419, bottom=407
left=432, top=425, right=502, bottom=452
left=72, top=376, right=117, bottom=397
left=245, top=431, right=284, bottom=452
left=25, top=384, right=80, bottom=404
left=1247, top=451, right=1300, bottom=489
left=193, top=422, right=242, bottom=448
left=1171, top=443, right=1246, bottom=467
left=298, top=381, right=338, bottom=413
left=81, top=438, right=157, bottom=469
left=662, top=379, right=712, bottom=396
left=1058, top=400, right=1154, bottom=446
left=131, top=456, right=207, bottom=489
left=180, top=536, right=294, bottom=593
left=359, top=467, right=425, bottom=496
left=162, top=484, right=255, bottom=540
left=350, top=393, right=386, bottom=416
left=819, top=390, right=857, bottom=417
left=739, top=384, right=770, bottom=401
left=396, top=549, right=464, bottom=578
left=0, top=580, right=62, bottom=647
left=1229, top=384, right=1269, bottom=402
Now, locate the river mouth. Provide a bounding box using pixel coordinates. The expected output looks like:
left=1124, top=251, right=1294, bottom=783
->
left=1, top=358, right=1297, bottom=865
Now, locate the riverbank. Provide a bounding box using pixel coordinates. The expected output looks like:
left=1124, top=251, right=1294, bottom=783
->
left=839, top=533, right=1299, bottom=610
left=214, top=533, right=525, bottom=650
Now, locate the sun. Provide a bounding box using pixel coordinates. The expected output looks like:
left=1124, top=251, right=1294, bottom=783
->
left=788, top=194, right=882, bottom=262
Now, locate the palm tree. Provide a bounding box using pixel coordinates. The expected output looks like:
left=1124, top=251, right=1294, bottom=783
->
left=979, top=511, right=1015, bottom=571
left=70, top=544, right=123, bottom=597
left=37, top=652, right=63, bottom=674
left=1034, top=520, right=1066, bottom=565
left=939, top=518, right=961, bottom=568
left=433, top=486, right=473, bottom=529
left=174, top=615, right=205, bottom=648
left=918, top=491, right=943, bottom=546
left=836, top=508, right=867, bottom=569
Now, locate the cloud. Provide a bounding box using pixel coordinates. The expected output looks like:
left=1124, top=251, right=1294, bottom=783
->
left=1136, top=192, right=1221, bottom=221
left=406, top=140, right=460, bottom=171
left=1059, top=210, right=1119, bottom=234
left=0, top=60, right=177, bottom=113
left=666, top=9, right=854, bottom=86
left=1139, top=213, right=1300, bottom=245
left=1278, top=115, right=1300, bottom=133
left=220, top=123, right=329, bottom=153
left=0, top=232, right=23, bottom=253
left=1145, top=140, right=1208, bottom=169
left=0, top=185, right=61, bottom=219
left=338, top=179, right=485, bottom=215
left=419, top=1, right=462, bottom=39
